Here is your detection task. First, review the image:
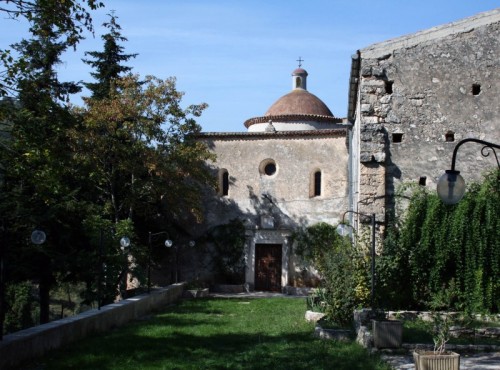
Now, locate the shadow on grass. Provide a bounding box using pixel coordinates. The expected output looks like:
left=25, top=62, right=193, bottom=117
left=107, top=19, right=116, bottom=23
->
left=31, top=332, right=388, bottom=370
left=20, top=298, right=390, bottom=370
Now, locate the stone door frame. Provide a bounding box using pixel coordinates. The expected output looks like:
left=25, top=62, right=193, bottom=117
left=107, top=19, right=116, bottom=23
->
left=244, top=229, right=292, bottom=292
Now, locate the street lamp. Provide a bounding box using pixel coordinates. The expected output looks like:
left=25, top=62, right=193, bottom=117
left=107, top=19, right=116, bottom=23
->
left=31, top=229, right=47, bottom=245
left=437, top=138, right=500, bottom=204
left=336, top=211, right=376, bottom=312
left=1, top=229, right=46, bottom=341
left=120, top=236, right=131, bottom=251
left=148, top=231, right=173, bottom=293
left=97, top=232, right=130, bottom=310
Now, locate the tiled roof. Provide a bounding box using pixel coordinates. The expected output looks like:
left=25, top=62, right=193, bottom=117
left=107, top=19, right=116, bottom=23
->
left=244, top=114, right=341, bottom=128
left=196, top=128, right=349, bottom=140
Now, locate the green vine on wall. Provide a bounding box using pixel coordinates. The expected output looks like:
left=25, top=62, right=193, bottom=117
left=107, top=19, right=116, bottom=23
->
left=207, top=219, right=246, bottom=284
left=377, top=169, right=500, bottom=313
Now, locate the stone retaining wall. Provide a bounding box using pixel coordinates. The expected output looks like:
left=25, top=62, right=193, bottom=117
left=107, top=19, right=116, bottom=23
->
left=354, top=309, right=500, bottom=349
left=0, top=283, right=185, bottom=369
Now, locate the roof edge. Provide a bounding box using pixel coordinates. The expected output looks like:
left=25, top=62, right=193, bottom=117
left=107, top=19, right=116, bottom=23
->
left=361, top=8, right=500, bottom=58
left=196, top=128, right=349, bottom=139
left=244, top=114, right=342, bottom=128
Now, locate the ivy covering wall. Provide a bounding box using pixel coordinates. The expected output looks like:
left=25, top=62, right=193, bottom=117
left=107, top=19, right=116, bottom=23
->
left=377, top=170, right=500, bottom=313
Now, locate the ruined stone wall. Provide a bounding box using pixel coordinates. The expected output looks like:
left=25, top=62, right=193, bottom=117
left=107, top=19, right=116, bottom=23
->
left=353, top=10, right=500, bottom=221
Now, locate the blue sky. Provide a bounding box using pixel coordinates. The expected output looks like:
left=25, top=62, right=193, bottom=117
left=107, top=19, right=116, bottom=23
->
left=1, top=1, right=499, bottom=132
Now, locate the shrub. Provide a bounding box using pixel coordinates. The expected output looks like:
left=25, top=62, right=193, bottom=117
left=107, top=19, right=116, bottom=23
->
left=294, top=222, right=368, bottom=325
left=4, top=281, right=37, bottom=334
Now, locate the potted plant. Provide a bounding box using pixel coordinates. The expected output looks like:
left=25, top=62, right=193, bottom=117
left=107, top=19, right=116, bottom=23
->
left=413, top=288, right=460, bottom=370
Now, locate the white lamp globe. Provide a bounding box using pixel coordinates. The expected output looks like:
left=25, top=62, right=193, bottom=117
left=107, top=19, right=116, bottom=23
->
left=437, top=170, right=466, bottom=205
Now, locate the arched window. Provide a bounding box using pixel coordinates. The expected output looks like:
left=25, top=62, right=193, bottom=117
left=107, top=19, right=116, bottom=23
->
left=295, top=77, right=302, bottom=89
left=219, top=169, right=229, bottom=196
left=314, top=171, right=321, bottom=197
left=310, top=169, right=322, bottom=197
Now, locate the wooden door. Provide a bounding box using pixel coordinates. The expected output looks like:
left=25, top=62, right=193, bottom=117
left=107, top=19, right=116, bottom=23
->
left=255, top=244, right=282, bottom=291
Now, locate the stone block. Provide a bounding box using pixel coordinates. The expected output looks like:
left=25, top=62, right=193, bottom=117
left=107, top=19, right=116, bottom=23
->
left=361, top=66, right=372, bottom=76
left=362, top=116, right=380, bottom=124
left=361, top=103, right=373, bottom=114
left=372, top=67, right=385, bottom=77
left=305, top=310, right=326, bottom=322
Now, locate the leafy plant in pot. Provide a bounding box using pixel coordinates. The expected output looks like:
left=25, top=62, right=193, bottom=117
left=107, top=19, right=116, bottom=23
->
left=413, top=287, right=460, bottom=370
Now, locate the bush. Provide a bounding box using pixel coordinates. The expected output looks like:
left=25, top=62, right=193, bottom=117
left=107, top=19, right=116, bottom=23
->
left=294, top=223, right=368, bottom=325
left=4, top=281, right=37, bottom=334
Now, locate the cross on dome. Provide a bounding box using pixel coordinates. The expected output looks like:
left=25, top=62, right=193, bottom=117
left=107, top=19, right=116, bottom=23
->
left=296, top=56, right=304, bottom=68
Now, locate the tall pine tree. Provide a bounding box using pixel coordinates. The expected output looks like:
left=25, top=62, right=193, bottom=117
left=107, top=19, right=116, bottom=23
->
left=0, top=1, right=97, bottom=326
left=82, top=12, right=137, bottom=100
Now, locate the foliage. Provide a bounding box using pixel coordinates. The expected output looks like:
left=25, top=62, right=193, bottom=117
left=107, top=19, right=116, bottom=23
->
left=0, top=0, right=103, bottom=96
left=428, top=284, right=458, bottom=354
left=402, top=316, right=500, bottom=346
left=294, top=222, right=369, bottom=325
left=3, top=281, right=36, bottom=333
left=24, top=298, right=391, bottom=370
left=377, top=169, right=500, bottom=313
left=82, top=11, right=137, bottom=100
left=207, top=219, right=246, bottom=284
left=72, top=74, right=214, bottom=225
left=0, top=0, right=100, bottom=323
left=81, top=216, right=137, bottom=305
left=306, top=287, right=328, bottom=313
left=1, top=3, right=215, bottom=331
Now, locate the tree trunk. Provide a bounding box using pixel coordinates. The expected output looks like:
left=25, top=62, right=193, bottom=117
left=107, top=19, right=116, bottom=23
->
left=39, top=277, right=51, bottom=324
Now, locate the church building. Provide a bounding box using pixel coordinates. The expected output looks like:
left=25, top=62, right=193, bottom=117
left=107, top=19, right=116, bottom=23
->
left=196, top=8, right=500, bottom=293
left=197, top=67, right=350, bottom=292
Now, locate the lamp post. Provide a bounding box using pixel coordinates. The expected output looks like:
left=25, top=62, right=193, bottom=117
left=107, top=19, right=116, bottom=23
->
left=437, top=138, right=500, bottom=204
left=336, top=211, right=376, bottom=312
left=97, top=231, right=130, bottom=310
left=148, top=232, right=173, bottom=293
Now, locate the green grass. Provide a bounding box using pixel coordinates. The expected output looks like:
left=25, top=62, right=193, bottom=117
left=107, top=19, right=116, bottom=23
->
left=20, top=297, right=390, bottom=370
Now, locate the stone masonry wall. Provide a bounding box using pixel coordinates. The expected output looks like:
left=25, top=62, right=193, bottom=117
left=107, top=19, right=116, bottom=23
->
left=199, top=132, right=350, bottom=232
left=355, top=10, right=500, bottom=219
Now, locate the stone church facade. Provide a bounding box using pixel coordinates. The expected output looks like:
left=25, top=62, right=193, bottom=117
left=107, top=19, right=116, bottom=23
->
left=197, top=9, right=500, bottom=292
left=197, top=69, right=349, bottom=292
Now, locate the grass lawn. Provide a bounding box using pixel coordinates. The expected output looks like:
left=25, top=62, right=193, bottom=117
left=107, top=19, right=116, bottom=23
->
left=20, top=297, right=391, bottom=370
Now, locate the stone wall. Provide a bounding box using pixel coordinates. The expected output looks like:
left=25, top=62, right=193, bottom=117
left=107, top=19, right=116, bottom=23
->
left=199, top=131, right=350, bottom=231
left=351, top=9, right=500, bottom=223
left=0, top=283, right=185, bottom=369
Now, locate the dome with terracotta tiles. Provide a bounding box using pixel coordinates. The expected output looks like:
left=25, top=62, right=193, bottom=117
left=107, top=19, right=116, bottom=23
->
left=244, top=67, right=340, bottom=132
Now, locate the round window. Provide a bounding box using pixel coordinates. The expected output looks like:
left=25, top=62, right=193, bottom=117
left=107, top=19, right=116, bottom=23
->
left=264, top=163, right=276, bottom=176
left=259, top=159, right=277, bottom=177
